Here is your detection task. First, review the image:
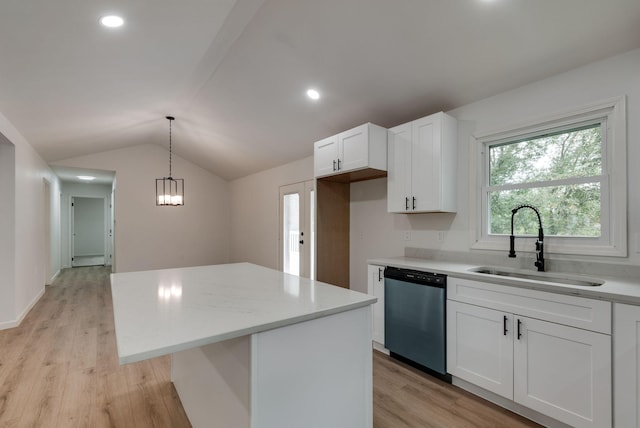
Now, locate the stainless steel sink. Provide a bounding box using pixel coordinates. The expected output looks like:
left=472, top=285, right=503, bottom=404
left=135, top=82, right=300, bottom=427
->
left=468, top=267, right=604, bottom=287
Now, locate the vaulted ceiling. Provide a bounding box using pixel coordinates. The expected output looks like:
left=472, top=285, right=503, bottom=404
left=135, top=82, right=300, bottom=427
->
left=1, top=0, right=639, bottom=180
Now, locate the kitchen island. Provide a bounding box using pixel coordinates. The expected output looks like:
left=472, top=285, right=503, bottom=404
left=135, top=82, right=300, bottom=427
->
left=110, top=262, right=376, bottom=428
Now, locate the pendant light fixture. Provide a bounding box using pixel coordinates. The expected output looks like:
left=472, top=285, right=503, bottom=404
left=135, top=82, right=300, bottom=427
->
left=156, top=116, right=184, bottom=206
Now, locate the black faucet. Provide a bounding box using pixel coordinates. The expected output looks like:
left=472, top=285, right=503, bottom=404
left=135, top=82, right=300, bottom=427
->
left=508, top=204, right=545, bottom=272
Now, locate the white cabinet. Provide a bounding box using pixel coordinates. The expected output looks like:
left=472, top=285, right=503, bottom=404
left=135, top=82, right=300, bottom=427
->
left=447, top=277, right=611, bottom=428
left=447, top=300, right=513, bottom=398
left=614, top=303, right=640, bottom=427
left=314, top=123, right=387, bottom=178
left=387, top=111, right=457, bottom=213
left=514, top=315, right=611, bottom=428
left=367, top=264, right=386, bottom=352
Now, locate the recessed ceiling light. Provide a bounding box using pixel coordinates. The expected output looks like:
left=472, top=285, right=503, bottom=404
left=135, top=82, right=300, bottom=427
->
left=100, top=15, right=124, bottom=28
left=306, top=89, right=320, bottom=100
left=77, top=175, right=96, bottom=181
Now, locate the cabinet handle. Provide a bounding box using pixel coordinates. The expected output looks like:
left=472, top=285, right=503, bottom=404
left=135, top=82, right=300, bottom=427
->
left=503, top=315, right=508, bottom=336
left=405, top=197, right=409, bottom=210
left=337, top=158, right=341, bottom=170
left=517, top=319, right=522, bottom=340
left=412, top=196, right=416, bottom=210
left=378, top=268, right=382, bottom=282
left=333, top=160, right=337, bottom=171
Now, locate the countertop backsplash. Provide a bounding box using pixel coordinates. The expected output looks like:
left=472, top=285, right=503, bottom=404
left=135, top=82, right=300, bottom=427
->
left=404, top=247, right=640, bottom=282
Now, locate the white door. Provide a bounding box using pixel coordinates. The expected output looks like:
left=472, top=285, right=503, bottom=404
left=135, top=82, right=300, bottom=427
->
left=71, top=196, right=106, bottom=267
left=387, top=123, right=412, bottom=213
left=412, top=113, right=441, bottom=211
left=279, top=180, right=315, bottom=278
left=314, top=136, right=339, bottom=177
left=42, top=179, right=52, bottom=284
left=447, top=300, right=514, bottom=399
left=614, top=303, right=640, bottom=427
left=513, top=316, right=611, bottom=428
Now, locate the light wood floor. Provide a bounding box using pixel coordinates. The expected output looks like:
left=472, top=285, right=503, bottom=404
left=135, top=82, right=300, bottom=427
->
left=373, top=353, right=541, bottom=428
left=0, top=267, right=541, bottom=428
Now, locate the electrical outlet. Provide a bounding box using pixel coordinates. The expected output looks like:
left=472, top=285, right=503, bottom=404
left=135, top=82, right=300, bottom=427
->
left=437, top=231, right=445, bottom=242
left=404, top=231, right=411, bottom=241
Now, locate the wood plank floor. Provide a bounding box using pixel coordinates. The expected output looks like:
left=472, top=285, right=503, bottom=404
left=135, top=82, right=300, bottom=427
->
left=0, top=267, right=541, bottom=428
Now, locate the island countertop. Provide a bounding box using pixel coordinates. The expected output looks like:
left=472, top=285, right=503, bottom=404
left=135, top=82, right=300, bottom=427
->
left=111, top=262, right=376, bottom=364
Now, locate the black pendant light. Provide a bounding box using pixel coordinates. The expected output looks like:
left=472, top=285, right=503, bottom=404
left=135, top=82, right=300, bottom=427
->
left=156, top=116, right=184, bottom=206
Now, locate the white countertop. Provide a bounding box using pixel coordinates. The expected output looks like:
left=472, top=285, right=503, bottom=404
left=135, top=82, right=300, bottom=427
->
left=368, top=256, right=640, bottom=305
left=111, top=262, right=376, bottom=364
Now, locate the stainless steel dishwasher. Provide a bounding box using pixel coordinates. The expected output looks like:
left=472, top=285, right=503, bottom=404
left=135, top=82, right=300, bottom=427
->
left=384, top=266, right=448, bottom=378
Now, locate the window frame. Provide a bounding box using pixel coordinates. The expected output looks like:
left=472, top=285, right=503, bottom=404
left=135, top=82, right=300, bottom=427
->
left=470, top=96, right=626, bottom=257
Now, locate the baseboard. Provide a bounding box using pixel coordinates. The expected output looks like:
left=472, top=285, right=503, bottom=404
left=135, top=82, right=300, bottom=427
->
left=48, top=269, right=61, bottom=285
left=0, top=319, right=18, bottom=330
left=0, top=287, right=46, bottom=331
left=372, top=341, right=389, bottom=355
left=451, top=376, right=572, bottom=428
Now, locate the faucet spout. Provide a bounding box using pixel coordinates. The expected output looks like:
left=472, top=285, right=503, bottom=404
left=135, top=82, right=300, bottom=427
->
left=509, top=204, right=545, bottom=272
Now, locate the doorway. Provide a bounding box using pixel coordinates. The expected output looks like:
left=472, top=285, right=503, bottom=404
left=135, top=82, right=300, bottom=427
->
left=43, top=178, right=52, bottom=284
left=71, top=196, right=106, bottom=267
left=279, top=180, right=315, bottom=279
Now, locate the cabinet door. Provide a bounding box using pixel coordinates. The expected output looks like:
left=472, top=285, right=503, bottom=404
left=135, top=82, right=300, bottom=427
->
left=613, top=303, right=640, bottom=428
left=411, top=113, right=442, bottom=211
left=387, top=123, right=412, bottom=213
left=314, top=135, right=339, bottom=178
left=367, top=264, right=385, bottom=346
left=339, top=123, right=369, bottom=172
left=447, top=300, right=513, bottom=399
left=514, top=316, right=611, bottom=428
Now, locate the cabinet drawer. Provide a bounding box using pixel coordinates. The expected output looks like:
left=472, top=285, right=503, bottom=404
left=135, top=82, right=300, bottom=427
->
left=448, top=277, right=611, bottom=334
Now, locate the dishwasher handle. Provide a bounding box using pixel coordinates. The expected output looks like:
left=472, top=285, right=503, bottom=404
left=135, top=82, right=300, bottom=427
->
left=384, top=267, right=446, bottom=287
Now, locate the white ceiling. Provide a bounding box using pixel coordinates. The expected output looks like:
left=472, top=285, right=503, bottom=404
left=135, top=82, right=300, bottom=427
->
left=1, top=0, right=639, bottom=180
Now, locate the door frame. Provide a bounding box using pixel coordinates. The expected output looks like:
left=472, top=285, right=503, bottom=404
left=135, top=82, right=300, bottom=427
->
left=278, top=180, right=315, bottom=278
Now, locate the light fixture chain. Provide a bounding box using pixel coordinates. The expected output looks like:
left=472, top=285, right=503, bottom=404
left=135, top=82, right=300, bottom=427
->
left=169, top=118, right=172, bottom=178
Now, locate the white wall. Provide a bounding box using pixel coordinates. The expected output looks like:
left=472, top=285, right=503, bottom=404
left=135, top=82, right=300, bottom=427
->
left=348, top=48, right=640, bottom=293
left=59, top=182, right=113, bottom=267
left=229, top=156, right=314, bottom=269
left=0, top=139, right=16, bottom=325
left=0, top=112, right=61, bottom=329
left=53, top=144, right=231, bottom=272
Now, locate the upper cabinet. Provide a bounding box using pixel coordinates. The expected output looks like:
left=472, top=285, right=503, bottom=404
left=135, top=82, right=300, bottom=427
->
left=314, top=123, right=387, bottom=178
left=387, top=112, right=457, bottom=213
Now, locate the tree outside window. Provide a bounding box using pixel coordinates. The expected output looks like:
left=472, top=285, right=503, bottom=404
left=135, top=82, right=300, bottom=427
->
left=487, top=123, right=603, bottom=237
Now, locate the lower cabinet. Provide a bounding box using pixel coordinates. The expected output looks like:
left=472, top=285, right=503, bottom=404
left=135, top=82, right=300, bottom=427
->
left=367, top=264, right=385, bottom=349
left=447, top=277, right=612, bottom=428
left=614, top=302, right=640, bottom=427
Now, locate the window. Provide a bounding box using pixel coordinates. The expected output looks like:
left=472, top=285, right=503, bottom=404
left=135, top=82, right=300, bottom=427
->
left=473, top=97, right=626, bottom=257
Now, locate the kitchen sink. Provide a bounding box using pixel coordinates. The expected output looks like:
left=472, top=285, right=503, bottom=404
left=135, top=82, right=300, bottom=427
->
left=468, top=266, right=604, bottom=287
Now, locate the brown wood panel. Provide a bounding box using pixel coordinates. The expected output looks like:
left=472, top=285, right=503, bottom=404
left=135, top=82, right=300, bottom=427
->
left=316, top=178, right=350, bottom=288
